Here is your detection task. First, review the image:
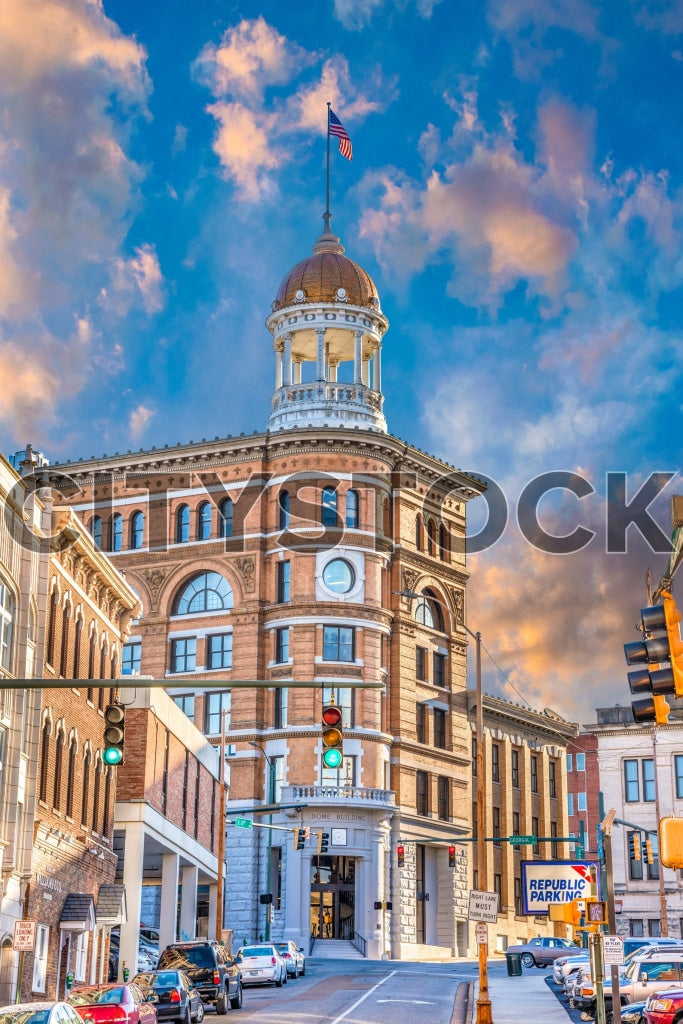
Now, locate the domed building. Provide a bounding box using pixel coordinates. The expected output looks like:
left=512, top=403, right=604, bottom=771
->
left=45, top=214, right=572, bottom=960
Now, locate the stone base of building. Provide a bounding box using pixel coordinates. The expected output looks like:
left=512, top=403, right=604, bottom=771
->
left=397, top=942, right=456, bottom=961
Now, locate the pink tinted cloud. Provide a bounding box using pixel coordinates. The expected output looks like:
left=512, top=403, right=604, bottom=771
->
left=206, top=102, right=283, bottom=201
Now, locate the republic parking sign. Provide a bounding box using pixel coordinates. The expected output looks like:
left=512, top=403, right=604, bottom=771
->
left=521, top=860, right=599, bottom=915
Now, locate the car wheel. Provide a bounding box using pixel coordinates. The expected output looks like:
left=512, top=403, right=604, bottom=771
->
left=215, top=990, right=228, bottom=1015
left=283, top=970, right=288, bottom=985
left=229, top=984, right=242, bottom=1011
left=520, top=953, right=535, bottom=968
left=293, top=965, right=299, bottom=979
left=275, top=971, right=283, bottom=988
left=300, top=962, right=305, bottom=977
left=192, top=1001, right=204, bottom=1023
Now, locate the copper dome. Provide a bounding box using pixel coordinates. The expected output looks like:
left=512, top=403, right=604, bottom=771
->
left=272, top=225, right=380, bottom=312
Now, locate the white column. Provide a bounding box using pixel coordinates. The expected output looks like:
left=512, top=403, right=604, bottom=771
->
left=361, top=356, right=369, bottom=386
left=293, top=357, right=302, bottom=384
left=329, top=360, right=339, bottom=382
left=316, top=328, right=325, bottom=380
left=283, top=334, right=293, bottom=386
left=159, top=851, right=180, bottom=950
left=274, top=342, right=283, bottom=389
left=208, top=883, right=218, bottom=939
left=120, top=822, right=145, bottom=981
left=284, top=844, right=304, bottom=946
left=374, top=344, right=382, bottom=393
left=354, top=330, right=363, bottom=384
left=179, top=864, right=199, bottom=941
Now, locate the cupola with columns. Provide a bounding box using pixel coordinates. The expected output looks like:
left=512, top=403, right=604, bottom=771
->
left=267, top=214, right=388, bottom=432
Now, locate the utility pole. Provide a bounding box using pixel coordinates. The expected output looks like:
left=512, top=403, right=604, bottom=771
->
left=472, top=628, right=493, bottom=1024
left=215, top=709, right=228, bottom=941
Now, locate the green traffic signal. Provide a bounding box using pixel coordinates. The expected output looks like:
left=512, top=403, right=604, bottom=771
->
left=103, top=704, right=125, bottom=765
left=103, top=746, right=124, bottom=766
left=322, top=747, right=342, bottom=769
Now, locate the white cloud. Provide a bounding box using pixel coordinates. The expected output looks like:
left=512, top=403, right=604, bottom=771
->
left=129, top=404, right=154, bottom=441
left=104, top=244, right=165, bottom=315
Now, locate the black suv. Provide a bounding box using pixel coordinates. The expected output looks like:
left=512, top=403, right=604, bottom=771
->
left=156, top=940, right=242, bottom=1013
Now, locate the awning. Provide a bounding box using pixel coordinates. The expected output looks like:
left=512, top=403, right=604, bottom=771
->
left=96, top=884, right=127, bottom=926
left=60, top=893, right=96, bottom=931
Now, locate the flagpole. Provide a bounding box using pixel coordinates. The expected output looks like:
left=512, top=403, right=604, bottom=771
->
left=325, top=102, right=331, bottom=230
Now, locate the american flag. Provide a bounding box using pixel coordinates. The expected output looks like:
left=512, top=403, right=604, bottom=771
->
left=329, top=109, right=353, bottom=161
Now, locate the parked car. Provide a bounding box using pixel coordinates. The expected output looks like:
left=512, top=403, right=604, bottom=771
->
left=644, top=988, right=683, bottom=1022
left=0, top=1003, right=84, bottom=1024
left=273, top=941, right=306, bottom=978
left=553, top=950, right=589, bottom=986
left=111, top=929, right=159, bottom=969
left=575, top=950, right=683, bottom=1018
left=109, top=935, right=157, bottom=981
left=621, top=1000, right=647, bottom=1023
left=235, top=944, right=287, bottom=987
left=156, top=941, right=242, bottom=1013
left=505, top=936, right=580, bottom=968
left=132, top=971, right=204, bottom=1024
left=69, top=983, right=157, bottom=1024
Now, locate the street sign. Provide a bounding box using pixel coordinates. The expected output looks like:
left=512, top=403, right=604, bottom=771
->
left=475, top=922, right=488, bottom=944
left=233, top=818, right=253, bottom=829
left=521, top=860, right=598, bottom=915
left=603, top=935, right=625, bottom=965
left=468, top=890, right=499, bottom=923
left=509, top=835, right=535, bottom=846
left=13, top=921, right=36, bottom=951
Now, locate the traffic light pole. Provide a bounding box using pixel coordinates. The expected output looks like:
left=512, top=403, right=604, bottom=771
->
left=250, top=742, right=275, bottom=941
left=471, top=627, right=492, bottom=1024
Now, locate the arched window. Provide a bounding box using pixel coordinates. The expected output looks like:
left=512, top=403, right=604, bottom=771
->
left=439, top=523, right=449, bottom=561
left=219, top=498, right=233, bottom=539
left=88, top=629, right=97, bottom=680
left=415, top=514, right=424, bottom=551
left=414, top=589, right=445, bottom=632
left=173, top=572, right=234, bottom=615
left=130, top=511, right=144, bottom=550
left=278, top=490, right=290, bottom=530
left=197, top=502, right=212, bottom=541
left=39, top=722, right=50, bottom=803
left=0, top=579, right=14, bottom=671
left=66, top=736, right=77, bottom=818
left=111, top=514, right=123, bottom=552
left=322, top=486, right=337, bottom=527
left=53, top=729, right=64, bottom=810
left=345, top=489, right=359, bottom=529
left=59, top=604, right=71, bottom=677
left=92, top=758, right=101, bottom=833
left=91, top=516, right=102, bottom=548
left=382, top=496, right=391, bottom=537
left=81, top=750, right=91, bottom=825
left=176, top=505, right=190, bottom=543
left=46, top=589, right=58, bottom=667
left=427, top=519, right=436, bottom=556
left=73, top=616, right=83, bottom=678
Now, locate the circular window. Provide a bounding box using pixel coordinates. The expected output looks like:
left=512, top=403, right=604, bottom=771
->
left=322, top=558, right=356, bottom=594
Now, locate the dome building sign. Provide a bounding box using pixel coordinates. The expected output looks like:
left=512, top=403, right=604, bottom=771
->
left=55, top=212, right=486, bottom=960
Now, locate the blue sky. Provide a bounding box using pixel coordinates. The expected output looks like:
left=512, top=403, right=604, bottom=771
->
left=0, top=0, right=681, bottom=722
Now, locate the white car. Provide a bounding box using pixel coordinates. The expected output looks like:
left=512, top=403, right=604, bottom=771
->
left=553, top=952, right=589, bottom=986
left=236, top=943, right=287, bottom=987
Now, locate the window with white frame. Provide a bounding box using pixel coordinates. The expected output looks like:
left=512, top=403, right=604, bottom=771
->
left=567, top=793, right=574, bottom=816
left=576, top=753, right=586, bottom=771
left=173, top=694, right=195, bottom=723
left=577, top=792, right=587, bottom=811
left=205, top=691, right=231, bottom=734
left=122, top=641, right=141, bottom=675
left=33, top=924, right=49, bottom=991
left=0, top=579, right=14, bottom=670
left=171, top=637, right=196, bottom=673
left=566, top=753, right=573, bottom=772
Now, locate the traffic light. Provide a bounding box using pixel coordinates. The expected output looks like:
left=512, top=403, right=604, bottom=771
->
left=585, top=900, right=607, bottom=926
left=659, top=816, right=683, bottom=869
left=317, top=831, right=329, bottom=854
left=397, top=844, right=405, bottom=868
left=322, top=702, right=343, bottom=769
left=103, top=704, right=125, bottom=765
left=448, top=845, right=456, bottom=868
left=549, top=901, right=582, bottom=926
left=628, top=831, right=642, bottom=861
left=645, top=837, right=654, bottom=865
left=294, top=828, right=306, bottom=851
left=625, top=591, right=683, bottom=724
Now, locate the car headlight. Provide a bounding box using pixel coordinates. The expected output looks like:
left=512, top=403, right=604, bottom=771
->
left=649, top=998, right=674, bottom=1012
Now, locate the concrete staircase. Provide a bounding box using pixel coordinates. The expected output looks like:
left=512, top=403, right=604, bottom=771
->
left=309, top=938, right=365, bottom=959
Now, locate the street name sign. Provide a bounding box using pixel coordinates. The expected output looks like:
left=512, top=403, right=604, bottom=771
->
left=521, top=860, right=599, bottom=915
left=468, top=890, right=499, bottom=923
left=509, top=835, right=535, bottom=846
left=13, top=921, right=36, bottom=951
left=233, top=818, right=252, bottom=829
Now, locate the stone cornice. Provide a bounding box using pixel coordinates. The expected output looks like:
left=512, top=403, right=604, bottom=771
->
left=466, top=692, right=579, bottom=743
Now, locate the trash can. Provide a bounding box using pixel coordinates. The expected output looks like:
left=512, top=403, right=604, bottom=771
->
left=505, top=952, right=523, bottom=976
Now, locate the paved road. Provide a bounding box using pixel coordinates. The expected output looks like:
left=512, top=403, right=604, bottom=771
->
left=215, top=957, right=475, bottom=1024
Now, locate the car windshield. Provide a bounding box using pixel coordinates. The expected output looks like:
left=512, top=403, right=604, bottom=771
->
left=0, top=1011, right=51, bottom=1024
left=70, top=988, right=125, bottom=1005
left=161, top=948, right=213, bottom=969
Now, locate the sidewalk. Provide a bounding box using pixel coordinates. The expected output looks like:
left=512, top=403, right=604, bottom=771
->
left=470, top=967, right=573, bottom=1022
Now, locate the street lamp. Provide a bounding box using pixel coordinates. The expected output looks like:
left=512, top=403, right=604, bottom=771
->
left=395, top=589, right=492, bottom=1024
left=250, top=741, right=276, bottom=941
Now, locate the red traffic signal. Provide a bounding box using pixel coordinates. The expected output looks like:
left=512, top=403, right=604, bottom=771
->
left=448, top=845, right=456, bottom=868
left=397, top=844, right=405, bottom=868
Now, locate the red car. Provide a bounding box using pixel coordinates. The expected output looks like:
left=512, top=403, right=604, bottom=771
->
left=645, top=988, right=683, bottom=1023
left=69, top=983, right=157, bottom=1024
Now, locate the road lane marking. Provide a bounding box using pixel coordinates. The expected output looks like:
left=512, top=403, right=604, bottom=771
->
left=329, top=970, right=396, bottom=1024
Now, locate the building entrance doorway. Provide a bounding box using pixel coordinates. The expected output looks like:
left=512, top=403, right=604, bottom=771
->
left=310, top=856, right=355, bottom=940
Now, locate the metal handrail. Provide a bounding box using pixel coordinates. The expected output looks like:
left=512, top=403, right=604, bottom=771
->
left=350, top=931, right=366, bottom=956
